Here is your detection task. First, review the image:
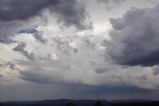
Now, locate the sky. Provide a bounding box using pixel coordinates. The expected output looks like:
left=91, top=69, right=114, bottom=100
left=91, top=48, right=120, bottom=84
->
left=0, top=0, right=159, bottom=101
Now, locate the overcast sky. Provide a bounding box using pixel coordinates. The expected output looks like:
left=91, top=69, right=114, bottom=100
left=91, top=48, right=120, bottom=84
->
left=0, top=0, right=159, bottom=101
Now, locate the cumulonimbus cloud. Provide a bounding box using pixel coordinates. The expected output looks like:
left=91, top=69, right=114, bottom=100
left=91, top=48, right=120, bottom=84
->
left=2, top=1, right=159, bottom=91
left=107, top=6, right=159, bottom=66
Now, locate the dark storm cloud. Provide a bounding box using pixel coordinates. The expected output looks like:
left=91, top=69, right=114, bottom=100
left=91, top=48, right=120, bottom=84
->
left=0, top=0, right=88, bottom=28
left=106, top=6, right=159, bottom=66
left=19, top=70, right=52, bottom=84
left=0, top=0, right=89, bottom=44
left=51, top=0, right=91, bottom=29
left=0, top=0, right=59, bottom=21
left=0, top=21, right=21, bottom=44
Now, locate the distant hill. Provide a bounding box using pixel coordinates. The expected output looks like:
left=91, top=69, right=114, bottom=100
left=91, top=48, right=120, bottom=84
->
left=0, top=99, right=159, bottom=106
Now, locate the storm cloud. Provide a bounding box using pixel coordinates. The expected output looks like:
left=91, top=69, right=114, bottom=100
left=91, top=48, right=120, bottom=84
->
left=107, top=6, right=159, bottom=66
left=0, top=0, right=89, bottom=44
left=0, top=0, right=58, bottom=21
left=0, top=0, right=88, bottom=28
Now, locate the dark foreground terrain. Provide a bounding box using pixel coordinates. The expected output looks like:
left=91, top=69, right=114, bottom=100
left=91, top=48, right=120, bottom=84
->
left=0, top=99, right=159, bottom=106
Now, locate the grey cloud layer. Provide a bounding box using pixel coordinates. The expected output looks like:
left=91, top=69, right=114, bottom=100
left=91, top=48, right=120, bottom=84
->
left=98, top=0, right=125, bottom=9
left=13, top=59, right=159, bottom=90
left=107, top=6, right=159, bottom=66
left=98, top=0, right=125, bottom=4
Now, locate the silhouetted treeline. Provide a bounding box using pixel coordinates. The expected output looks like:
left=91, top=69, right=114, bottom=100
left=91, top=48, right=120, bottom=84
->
left=111, top=101, right=159, bottom=106
left=1, top=100, right=159, bottom=106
